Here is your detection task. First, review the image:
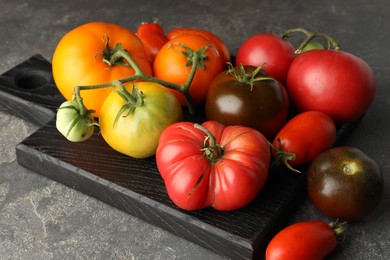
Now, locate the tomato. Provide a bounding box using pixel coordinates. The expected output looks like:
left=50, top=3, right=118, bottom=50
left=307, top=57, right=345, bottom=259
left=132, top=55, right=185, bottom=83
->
left=272, top=111, right=336, bottom=169
left=266, top=221, right=344, bottom=260
left=52, top=22, right=153, bottom=117
left=307, top=146, right=383, bottom=221
left=156, top=121, right=270, bottom=211
left=99, top=81, right=182, bottom=159
left=287, top=50, right=376, bottom=124
left=56, top=100, right=96, bottom=142
left=136, top=20, right=168, bottom=65
left=153, top=34, right=223, bottom=106
left=166, top=27, right=231, bottom=67
left=235, top=33, right=296, bottom=85
left=205, top=65, right=289, bottom=139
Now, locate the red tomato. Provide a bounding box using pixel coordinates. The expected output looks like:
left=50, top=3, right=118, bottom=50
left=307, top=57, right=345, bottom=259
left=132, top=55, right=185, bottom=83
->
left=266, top=221, right=344, bottom=260
left=156, top=121, right=270, bottom=211
left=235, top=33, right=296, bottom=85
left=287, top=50, right=376, bottom=124
left=272, top=111, right=336, bottom=169
left=166, top=27, right=231, bottom=67
left=136, top=20, right=168, bottom=65
left=153, top=34, right=223, bottom=105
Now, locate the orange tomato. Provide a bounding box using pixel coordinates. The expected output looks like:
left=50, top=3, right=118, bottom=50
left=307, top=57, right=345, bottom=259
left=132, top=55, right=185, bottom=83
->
left=153, top=34, right=223, bottom=106
left=166, top=27, right=231, bottom=67
left=52, top=22, right=152, bottom=117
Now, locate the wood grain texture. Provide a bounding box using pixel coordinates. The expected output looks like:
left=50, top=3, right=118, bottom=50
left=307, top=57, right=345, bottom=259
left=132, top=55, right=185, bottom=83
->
left=1, top=55, right=358, bottom=259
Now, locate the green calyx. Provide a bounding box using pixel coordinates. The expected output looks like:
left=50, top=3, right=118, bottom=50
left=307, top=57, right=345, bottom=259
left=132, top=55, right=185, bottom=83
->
left=269, top=138, right=301, bottom=173
left=112, top=81, right=144, bottom=129
left=329, top=220, right=348, bottom=244
left=227, top=63, right=275, bottom=90
left=170, top=42, right=210, bottom=70
left=100, top=35, right=130, bottom=67
left=194, top=123, right=224, bottom=163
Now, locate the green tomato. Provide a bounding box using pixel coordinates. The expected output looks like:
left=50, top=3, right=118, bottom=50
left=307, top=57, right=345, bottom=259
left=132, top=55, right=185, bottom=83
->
left=99, top=82, right=183, bottom=159
left=56, top=100, right=95, bottom=142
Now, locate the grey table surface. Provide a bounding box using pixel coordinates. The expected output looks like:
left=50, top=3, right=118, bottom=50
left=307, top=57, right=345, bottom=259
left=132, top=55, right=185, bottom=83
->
left=0, top=0, right=389, bottom=259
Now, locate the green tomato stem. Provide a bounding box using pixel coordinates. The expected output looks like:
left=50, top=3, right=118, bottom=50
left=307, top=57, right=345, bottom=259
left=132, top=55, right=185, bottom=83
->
left=194, top=123, right=224, bottom=163
left=268, top=138, right=301, bottom=173
left=329, top=220, right=348, bottom=244
left=71, top=38, right=201, bottom=116
left=281, top=28, right=340, bottom=54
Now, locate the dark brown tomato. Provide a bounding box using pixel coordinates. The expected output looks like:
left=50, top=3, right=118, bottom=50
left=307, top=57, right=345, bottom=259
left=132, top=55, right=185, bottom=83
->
left=205, top=65, right=290, bottom=140
left=307, top=146, right=383, bottom=221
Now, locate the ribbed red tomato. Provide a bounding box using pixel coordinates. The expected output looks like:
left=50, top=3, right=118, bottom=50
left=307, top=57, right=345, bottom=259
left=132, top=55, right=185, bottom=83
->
left=156, top=121, right=270, bottom=211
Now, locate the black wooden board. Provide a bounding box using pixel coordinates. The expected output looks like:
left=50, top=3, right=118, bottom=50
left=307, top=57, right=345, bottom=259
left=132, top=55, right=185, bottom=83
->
left=0, top=55, right=360, bottom=259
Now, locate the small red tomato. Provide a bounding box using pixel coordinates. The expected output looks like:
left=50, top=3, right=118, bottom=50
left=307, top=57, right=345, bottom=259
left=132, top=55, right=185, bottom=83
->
left=266, top=221, right=344, bottom=260
left=235, top=33, right=296, bottom=85
left=272, top=111, right=336, bottom=169
left=136, top=20, right=168, bottom=64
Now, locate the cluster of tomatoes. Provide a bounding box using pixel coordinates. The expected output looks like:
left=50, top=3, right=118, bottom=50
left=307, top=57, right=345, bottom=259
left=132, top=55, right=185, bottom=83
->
left=52, top=21, right=383, bottom=259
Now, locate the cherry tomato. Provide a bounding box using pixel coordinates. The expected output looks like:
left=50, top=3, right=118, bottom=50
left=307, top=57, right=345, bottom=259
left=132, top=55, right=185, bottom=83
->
left=99, top=82, right=182, bottom=159
left=287, top=50, right=376, bottom=124
left=136, top=20, right=168, bottom=65
left=166, top=27, right=231, bottom=67
left=205, top=65, right=289, bottom=139
left=56, top=100, right=95, bottom=142
left=272, top=111, right=336, bottom=169
left=266, top=221, right=344, bottom=260
left=52, top=22, right=153, bottom=117
left=307, top=146, right=383, bottom=221
left=156, top=121, right=270, bottom=211
left=153, top=34, right=223, bottom=105
left=235, top=33, right=296, bottom=85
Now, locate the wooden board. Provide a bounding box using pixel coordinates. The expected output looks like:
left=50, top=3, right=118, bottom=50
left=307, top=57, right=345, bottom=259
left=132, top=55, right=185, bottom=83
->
left=0, top=55, right=360, bottom=259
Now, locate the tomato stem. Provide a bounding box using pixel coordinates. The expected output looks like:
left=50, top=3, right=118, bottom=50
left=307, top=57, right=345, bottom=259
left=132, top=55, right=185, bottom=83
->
left=329, top=220, right=348, bottom=244
left=228, top=63, right=276, bottom=90
left=194, top=123, right=224, bottom=162
left=281, top=28, right=340, bottom=54
left=269, top=138, right=301, bottom=173
left=70, top=37, right=201, bottom=117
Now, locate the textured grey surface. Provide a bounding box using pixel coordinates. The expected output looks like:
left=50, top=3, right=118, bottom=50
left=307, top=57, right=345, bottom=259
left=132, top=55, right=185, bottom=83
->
left=0, top=0, right=389, bottom=259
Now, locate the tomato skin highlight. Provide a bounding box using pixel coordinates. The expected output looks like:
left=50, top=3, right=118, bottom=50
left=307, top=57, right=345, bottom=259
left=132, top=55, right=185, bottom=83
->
left=153, top=34, right=223, bottom=106
left=287, top=49, right=376, bottom=124
left=205, top=65, right=290, bottom=140
left=52, top=22, right=152, bottom=117
left=273, top=111, right=337, bottom=166
left=235, top=33, right=296, bottom=85
left=307, top=146, right=383, bottom=221
left=99, top=82, right=183, bottom=159
left=156, top=121, right=270, bottom=211
left=265, top=221, right=338, bottom=260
